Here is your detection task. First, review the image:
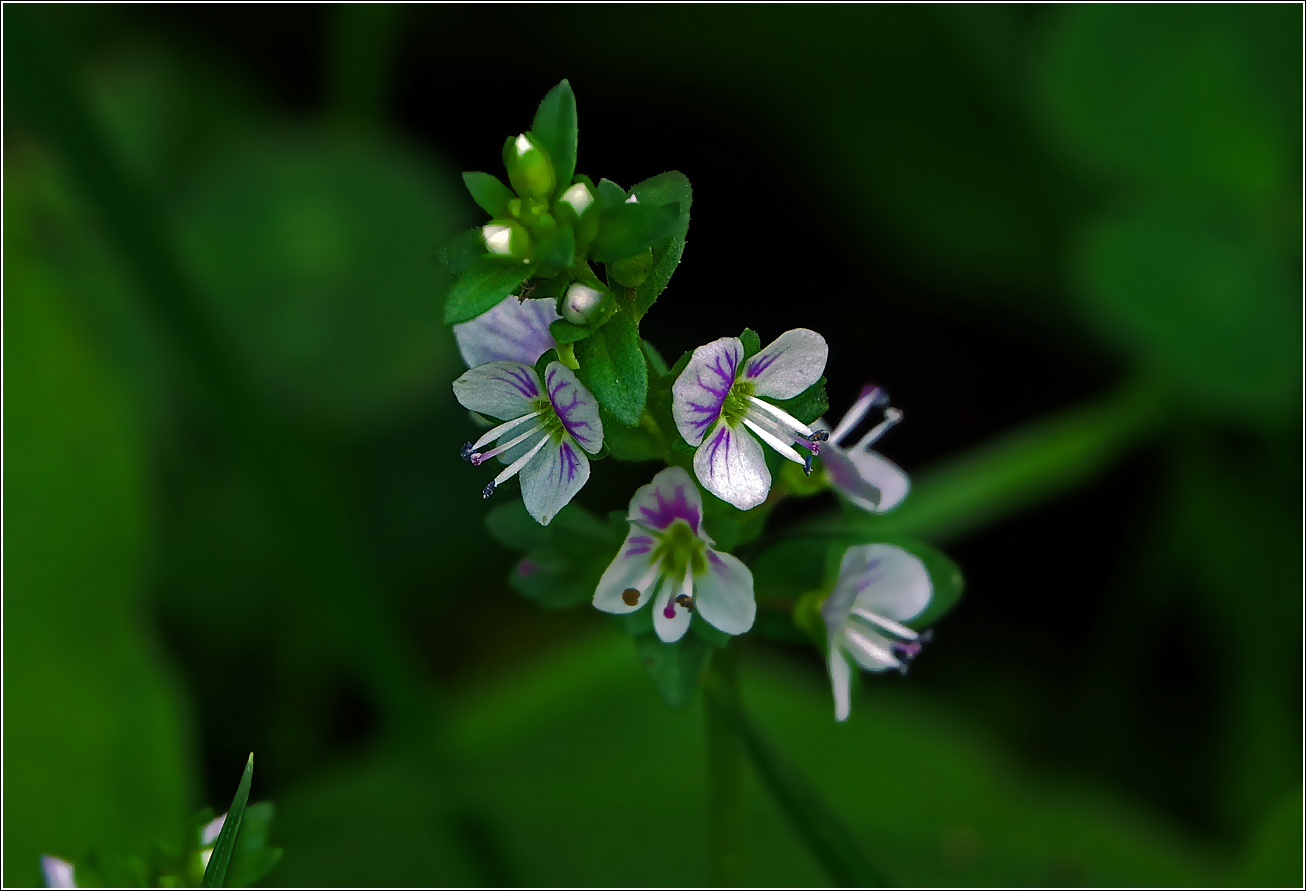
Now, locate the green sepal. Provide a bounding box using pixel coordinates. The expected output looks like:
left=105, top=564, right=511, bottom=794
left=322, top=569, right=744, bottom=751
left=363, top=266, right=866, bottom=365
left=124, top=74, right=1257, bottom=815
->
left=575, top=312, right=648, bottom=426
left=530, top=80, right=578, bottom=203
left=442, top=262, right=532, bottom=324
left=739, top=327, right=762, bottom=359
left=462, top=171, right=515, bottom=217
left=634, top=631, right=715, bottom=710
left=550, top=318, right=594, bottom=345
left=596, top=177, right=627, bottom=211
left=591, top=202, right=680, bottom=264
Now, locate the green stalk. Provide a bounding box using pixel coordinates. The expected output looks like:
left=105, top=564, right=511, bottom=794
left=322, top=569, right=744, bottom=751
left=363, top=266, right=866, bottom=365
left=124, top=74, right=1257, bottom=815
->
left=704, top=644, right=745, bottom=886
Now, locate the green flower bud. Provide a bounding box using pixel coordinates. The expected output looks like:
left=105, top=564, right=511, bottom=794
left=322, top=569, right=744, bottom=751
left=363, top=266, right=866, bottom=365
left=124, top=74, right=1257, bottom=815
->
left=481, top=219, right=533, bottom=263
left=503, top=132, right=555, bottom=202
left=559, top=282, right=608, bottom=325
left=555, top=182, right=600, bottom=248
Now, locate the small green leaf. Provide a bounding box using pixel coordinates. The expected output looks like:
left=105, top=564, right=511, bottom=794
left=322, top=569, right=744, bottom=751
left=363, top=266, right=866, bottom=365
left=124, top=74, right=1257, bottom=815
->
left=462, top=172, right=515, bottom=217
left=531, top=80, right=578, bottom=202
left=629, top=171, right=692, bottom=317
left=437, top=228, right=486, bottom=276
left=201, top=753, right=254, bottom=888
left=642, top=340, right=669, bottom=377
left=602, top=407, right=661, bottom=461
left=575, top=312, right=648, bottom=426
left=768, top=376, right=828, bottom=425
left=739, top=328, right=761, bottom=360
left=596, top=178, right=627, bottom=211
left=592, top=203, right=680, bottom=263
left=443, top=263, right=532, bottom=324
left=485, top=501, right=551, bottom=551
left=549, top=318, right=594, bottom=345
left=634, top=632, right=714, bottom=710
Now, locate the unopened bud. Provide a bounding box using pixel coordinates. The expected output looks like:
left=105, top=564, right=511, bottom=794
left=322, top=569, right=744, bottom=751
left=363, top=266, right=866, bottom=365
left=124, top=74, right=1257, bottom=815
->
left=503, top=132, right=556, bottom=202
left=482, top=219, right=532, bottom=262
left=560, top=283, right=607, bottom=325
left=555, top=182, right=599, bottom=248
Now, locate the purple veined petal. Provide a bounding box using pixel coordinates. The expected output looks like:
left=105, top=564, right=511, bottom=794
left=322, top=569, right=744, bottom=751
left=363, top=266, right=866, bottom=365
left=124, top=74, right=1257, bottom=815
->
left=671, top=336, right=744, bottom=446
left=627, top=465, right=706, bottom=538
left=544, top=362, right=604, bottom=455
left=454, top=296, right=560, bottom=368
left=821, top=446, right=910, bottom=513
left=693, top=549, right=756, bottom=636
left=833, top=543, right=931, bottom=624
left=593, top=530, right=661, bottom=614
left=518, top=437, right=590, bottom=525
left=693, top=420, right=770, bottom=510
left=828, top=648, right=853, bottom=722
left=452, top=361, right=543, bottom=420
left=842, top=626, right=900, bottom=672
left=741, top=328, right=828, bottom=400
left=41, top=855, right=76, bottom=889
left=652, top=576, right=692, bottom=643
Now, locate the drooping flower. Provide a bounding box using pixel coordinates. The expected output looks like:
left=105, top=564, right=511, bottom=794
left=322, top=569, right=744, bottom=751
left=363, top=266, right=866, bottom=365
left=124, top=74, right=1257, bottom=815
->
left=821, top=543, right=934, bottom=722
left=815, top=385, right=909, bottom=513
left=454, top=360, right=603, bottom=525
left=672, top=329, right=829, bottom=510
left=453, top=295, right=560, bottom=368
left=593, top=466, right=756, bottom=642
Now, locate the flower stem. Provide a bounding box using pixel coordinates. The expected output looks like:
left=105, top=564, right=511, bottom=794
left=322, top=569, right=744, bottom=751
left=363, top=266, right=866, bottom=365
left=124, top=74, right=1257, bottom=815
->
left=704, top=643, right=744, bottom=886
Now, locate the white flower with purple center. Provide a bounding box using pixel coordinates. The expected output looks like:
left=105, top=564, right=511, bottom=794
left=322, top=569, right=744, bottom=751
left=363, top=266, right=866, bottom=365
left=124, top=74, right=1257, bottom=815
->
left=453, top=360, right=603, bottom=525
left=452, top=294, right=560, bottom=368
left=593, top=466, right=756, bottom=642
left=672, top=329, right=830, bottom=510
left=815, top=385, right=909, bottom=513
left=822, top=543, right=934, bottom=722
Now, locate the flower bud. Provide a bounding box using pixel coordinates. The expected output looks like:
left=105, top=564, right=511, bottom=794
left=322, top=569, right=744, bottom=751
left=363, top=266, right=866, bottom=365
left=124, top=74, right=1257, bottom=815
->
left=481, top=219, right=532, bottom=262
left=555, top=182, right=600, bottom=248
left=503, top=132, right=556, bottom=202
left=560, top=283, right=607, bottom=325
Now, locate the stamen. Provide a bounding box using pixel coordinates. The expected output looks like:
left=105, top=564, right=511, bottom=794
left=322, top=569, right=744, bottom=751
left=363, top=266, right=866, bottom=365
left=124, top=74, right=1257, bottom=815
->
left=742, top=417, right=807, bottom=468
left=469, top=423, right=545, bottom=466
left=488, top=432, right=550, bottom=487
left=850, top=607, right=919, bottom=640
left=622, top=588, right=640, bottom=606
left=852, top=406, right=902, bottom=452
left=844, top=629, right=900, bottom=668
left=746, top=396, right=815, bottom=436
left=471, top=410, right=543, bottom=450
left=482, top=481, right=496, bottom=499
left=460, top=442, right=477, bottom=461
left=678, top=566, right=695, bottom=612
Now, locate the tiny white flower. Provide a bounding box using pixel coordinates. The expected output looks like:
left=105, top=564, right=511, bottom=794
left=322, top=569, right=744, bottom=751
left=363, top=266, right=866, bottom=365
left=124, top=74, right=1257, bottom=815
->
left=41, top=855, right=76, bottom=888
left=815, top=385, right=909, bottom=513
left=672, top=329, right=829, bottom=510
left=593, top=466, right=756, bottom=643
left=822, top=543, right=934, bottom=722
left=454, top=360, right=604, bottom=525
left=453, top=295, right=560, bottom=369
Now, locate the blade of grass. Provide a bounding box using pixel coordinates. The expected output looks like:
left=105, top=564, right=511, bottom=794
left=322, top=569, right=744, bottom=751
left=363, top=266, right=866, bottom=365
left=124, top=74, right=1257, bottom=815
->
left=202, top=754, right=254, bottom=888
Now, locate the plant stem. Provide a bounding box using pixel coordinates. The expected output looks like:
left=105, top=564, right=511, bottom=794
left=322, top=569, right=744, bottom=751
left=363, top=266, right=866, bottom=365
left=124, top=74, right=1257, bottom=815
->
left=704, top=644, right=745, bottom=886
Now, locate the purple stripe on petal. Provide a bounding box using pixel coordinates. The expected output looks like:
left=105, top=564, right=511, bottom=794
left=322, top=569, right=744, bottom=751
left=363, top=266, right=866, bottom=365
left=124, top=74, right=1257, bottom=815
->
left=745, top=350, right=783, bottom=379
left=624, top=546, right=652, bottom=556
left=491, top=366, right=541, bottom=399
left=559, top=440, right=581, bottom=483
left=637, top=483, right=702, bottom=534
left=546, top=367, right=595, bottom=445
left=629, top=536, right=653, bottom=545
left=705, top=425, right=732, bottom=478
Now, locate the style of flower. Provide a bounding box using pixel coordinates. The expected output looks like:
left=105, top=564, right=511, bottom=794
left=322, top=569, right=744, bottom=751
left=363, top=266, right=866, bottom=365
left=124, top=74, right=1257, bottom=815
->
left=593, top=466, right=756, bottom=642
left=454, top=360, right=603, bottom=525
left=821, top=543, right=933, bottom=722
left=452, top=295, right=560, bottom=368
left=815, top=385, right=909, bottom=513
left=672, top=329, right=829, bottom=510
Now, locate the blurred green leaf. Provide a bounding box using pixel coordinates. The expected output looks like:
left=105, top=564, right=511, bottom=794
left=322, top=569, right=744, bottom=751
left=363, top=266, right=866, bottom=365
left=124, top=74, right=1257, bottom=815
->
left=602, top=407, right=662, bottom=461
left=591, top=202, right=681, bottom=264
left=462, top=171, right=515, bottom=217
left=769, top=376, right=828, bottom=426
left=226, top=802, right=283, bottom=889
left=635, top=632, right=715, bottom=710
left=444, top=261, right=533, bottom=325
left=531, top=80, right=578, bottom=202
left=549, top=318, right=592, bottom=345
left=1237, top=792, right=1302, bottom=887
left=575, top=312, right=648, bottom=426
left=484, top=501, right=551, bottom=552
left=595, top=177, right=627, bottom=211
left=488, top=501, right=618, bottom=611
left=438, top=228, right=486, bottom=275
left=201, top=754, right=253, bottom=888
left=535, top=223, right=576, bottom=270
left=628, top=171, right=692, bottom=317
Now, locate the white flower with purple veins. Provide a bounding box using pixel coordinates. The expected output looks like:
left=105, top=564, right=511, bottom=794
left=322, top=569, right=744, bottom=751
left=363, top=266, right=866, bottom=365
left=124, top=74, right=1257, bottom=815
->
left=593, top=466, right=756, bottom=642
left=672, top=329, right=830, bottom=510
left=816, top=385, right=909, bottom=513
left=454, top=360, right=603, bottom=525
left=452, top=295, right=560, bottom=368
left=822, top=543, right=934, bottom=722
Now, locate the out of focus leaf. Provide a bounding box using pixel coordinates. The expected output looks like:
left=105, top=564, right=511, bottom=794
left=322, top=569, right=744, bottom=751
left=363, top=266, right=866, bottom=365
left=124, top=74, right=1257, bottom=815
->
left=226, top=802, right=283, bottom=888
left=201, top=754, right=253, bottom=887
left=462, top=171, right=514, bottom=217
left=602, top=407, right=662, bottom=461
left=635, top=632, right=715, bottom=710
left=591, top=202, right=681, bottom=264
left=443, top=262, right=533, bottom=325
left=575, top=312, right=648, bottom=426
left=628, top=171, right=692, bottom=317
left=488, top=502, right=618, bottom=611
left=1237, top=792, right=1302, bottom=887
left=531, top=80, right=578, bottom=202
left=485, top=501, right=551, bottom=551
left=769, top=376, right=828, bottom=426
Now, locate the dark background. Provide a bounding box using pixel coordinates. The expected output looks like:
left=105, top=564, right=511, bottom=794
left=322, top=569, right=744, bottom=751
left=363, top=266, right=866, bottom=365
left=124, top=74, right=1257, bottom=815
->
left=6, top=4, right=1301, bottom=886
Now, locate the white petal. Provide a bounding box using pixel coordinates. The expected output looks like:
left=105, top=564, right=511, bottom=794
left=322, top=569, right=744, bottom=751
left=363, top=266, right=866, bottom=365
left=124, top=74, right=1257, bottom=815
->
left=739, top=328, right=828, bottom=400
left=41, top=856, right=76, bottom=889
left=593, top=530, right=661, bottom=614
left=519, top=438, right=590, bottom=525
left=544, top=362, right=604, bottom=454
left=672, top=336, right=744, bottom=446
left=694, top=549, right=756, bottom=635
left=627, top=465, right=706, bottom=537
left=652, top=577, right=692, bottom=642
left=453, top=297, right=560, bottom=368
left=201, top=813, right=227, bottom=846
left=829, top=649, right=852, bottom=722
left=843, top=628, right=900, bottom=672
left=693, top=420, right=770, bottom=510
left=821, top=446, right=911, bottom=513
left=834, top=543, right=932, bottom=623
left=846, top=450, right=910, bottom=512
left=452, top=361, right=543, bottom=420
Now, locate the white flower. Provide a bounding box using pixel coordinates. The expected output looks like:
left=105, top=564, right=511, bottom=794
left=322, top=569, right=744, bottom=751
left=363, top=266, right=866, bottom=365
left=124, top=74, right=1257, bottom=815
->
left=821, top=543, right=934, bottom=722
left=198, top=812, right=226, bottom=871
left=453, top=295, right=560, bottom=368
left=815, top=385, right=909, bottom=512
left=671, top=329, right=829, bottom=510
left=593, top=466, right=756, bottom=643
left=454, top=360, right=603, bottom=525
left=41, top=856, right=76, bottom=888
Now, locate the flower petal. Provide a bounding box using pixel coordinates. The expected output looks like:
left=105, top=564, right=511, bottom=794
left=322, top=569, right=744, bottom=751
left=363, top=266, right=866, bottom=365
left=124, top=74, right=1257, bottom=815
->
left=627, top=465, right=706, bottom=537
left=672, top=336, right=744, bottom=446
left=452, top=361, right=543, bottom=420
left=693, top=420, right=770, bottom=510
left=41, top=856, right=76, bottom=889
left=833, top=543, right=932, bottom=623
left=740, top=328, right=828, bottom=400
left=454, top=296, right=559, bottom=368
left=842, top=627, right=900, bottom=672
left=519, top=437, right=590, bottom=525
left=694, top=549, right=756, bottom=635
left=652, top=577, right=692, bottom=642
left=828, top=649, right=852, bottom=722
left=593, top=530, right=660, bottom=614
left=544, top=362, right=604, bottom=454
left=821, top=446, right=910, bottom=513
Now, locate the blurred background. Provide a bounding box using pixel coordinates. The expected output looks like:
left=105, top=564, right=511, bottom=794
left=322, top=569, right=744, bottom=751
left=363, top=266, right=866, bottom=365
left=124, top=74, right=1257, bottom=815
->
left=5, top=4, right=1301, bottom=886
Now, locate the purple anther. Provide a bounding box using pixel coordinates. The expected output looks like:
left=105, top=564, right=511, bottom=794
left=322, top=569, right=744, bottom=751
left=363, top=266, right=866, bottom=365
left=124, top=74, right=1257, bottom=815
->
left=663, top=603, right=677, bottom=620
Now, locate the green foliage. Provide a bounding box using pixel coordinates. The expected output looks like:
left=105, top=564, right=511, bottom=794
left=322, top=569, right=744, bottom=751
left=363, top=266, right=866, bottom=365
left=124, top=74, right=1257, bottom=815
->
left=487, top=501, right=618, bottom=610
left=201, top=754, right=254, bottom=887
left=769, top=376, right=829, bottom=426
left=442, top=262, right=532, bottom=324
left=634, top=632, right=715, bottom=710
left=530, top=80, right=578, bottom=203
left=225, top=803, right=283, bottom=889
left=462, top=171, right=515, bottom=217
left=575, top=312, right=649, bottom=426
left=738, top=327, right=762, bottom=359
left=627, top=171, right=693, bottom=317
left=591, top=201, right=681, bottom=264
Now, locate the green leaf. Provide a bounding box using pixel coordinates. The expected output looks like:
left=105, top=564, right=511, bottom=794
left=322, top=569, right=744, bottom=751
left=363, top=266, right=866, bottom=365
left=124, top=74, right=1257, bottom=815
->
left=629, top=171, right=692, bottom=317
left=489, top=502, right=618, bottom=610
left=641, top=340, right=669, bottom=377
left=575, top=312, right=648, bottom=426
left=202, top=753, right=254, bottom=888
left=227, top=802, right=284, bottom=888
left=768, top=376, right=828, bottom=425
left=531, top=80, right=578, bottom=202
left=438, top=228, right=487, bottom=276
left=549, top=318, right=594, bottom=345
left=462, top=171, right=515, bottom=217
left=443, top=262, right=532, bottom=324
left=591, top=202, right=680, bottom=263
left=634, top=632, right=715, bottom=710
left=485, top=501, right=551, bottom=551
left=596, top=177, right=627, bottom=211
left=739, top=327, right=761, bottom=360
left=602, top=407, right=662, bottom=461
